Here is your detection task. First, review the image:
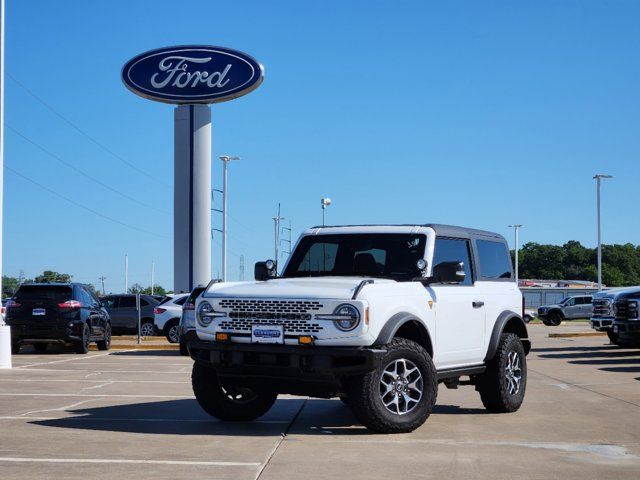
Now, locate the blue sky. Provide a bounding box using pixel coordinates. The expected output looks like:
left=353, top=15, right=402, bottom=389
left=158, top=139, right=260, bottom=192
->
left=3, top=1, right=639, bottom=292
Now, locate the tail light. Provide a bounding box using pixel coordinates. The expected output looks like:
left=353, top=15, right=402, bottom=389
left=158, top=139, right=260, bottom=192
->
left=154, top=307, right=166, bottom=315
left=58, top=300, right=82, bottom=309
left=183, top=303, right=195, bottom=311
left=6, top=300, right=21, bottom=308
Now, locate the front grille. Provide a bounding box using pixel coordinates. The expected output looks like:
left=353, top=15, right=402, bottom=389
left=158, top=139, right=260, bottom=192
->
left=592, top=299, right=612, bottom=317
left=216, top=299, right=325, bottom=335
left=614, top=300, right=629, bottom=320
left=218, top=299, right=322, bottom=314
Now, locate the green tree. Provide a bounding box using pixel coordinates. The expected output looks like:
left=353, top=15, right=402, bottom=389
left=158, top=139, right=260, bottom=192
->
left=34, top=270, right=72, bottom=283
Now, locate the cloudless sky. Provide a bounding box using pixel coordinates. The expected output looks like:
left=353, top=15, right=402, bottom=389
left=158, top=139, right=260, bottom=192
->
left=3, top=1, right=639, bottom=292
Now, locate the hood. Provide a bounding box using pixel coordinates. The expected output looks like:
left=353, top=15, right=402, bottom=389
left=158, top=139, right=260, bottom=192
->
left=204, top=277, right=394, bottom=300
left=593, top=287, right=640, bottom=300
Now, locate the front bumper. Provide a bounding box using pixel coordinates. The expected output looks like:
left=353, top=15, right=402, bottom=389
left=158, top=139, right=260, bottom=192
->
left=10, top=324, right=82, bottom=344
left=591, top=318, right=614, bottom=331
left=612, top=320, right=640, bottom=335
left=188, top=339, right=387, bottom=396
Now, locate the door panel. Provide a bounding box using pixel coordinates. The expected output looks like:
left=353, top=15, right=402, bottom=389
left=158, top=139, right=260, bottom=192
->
left=431, top=285, right=485, bottom=367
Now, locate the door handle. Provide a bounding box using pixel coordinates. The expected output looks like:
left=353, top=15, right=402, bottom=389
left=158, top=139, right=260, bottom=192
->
left=472, top=301, right=485, bottom=308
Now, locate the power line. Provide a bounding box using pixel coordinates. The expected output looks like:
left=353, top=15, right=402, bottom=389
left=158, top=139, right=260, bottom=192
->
left=7, top=73, right=169, bottom=187
left=5, top=165, right=167, bottom=239
left=7, top=125, right=169, bottom=216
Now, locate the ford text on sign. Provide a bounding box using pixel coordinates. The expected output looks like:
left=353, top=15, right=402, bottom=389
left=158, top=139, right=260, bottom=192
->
left=122, top=45, right=264, bottom=104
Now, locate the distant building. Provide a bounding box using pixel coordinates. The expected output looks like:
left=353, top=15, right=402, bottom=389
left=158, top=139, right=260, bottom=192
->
left=519, top=279, right=600, bottom=289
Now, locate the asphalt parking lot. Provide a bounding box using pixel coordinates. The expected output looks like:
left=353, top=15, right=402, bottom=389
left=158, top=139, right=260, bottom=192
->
left=1, top=324, right=638, bottom=480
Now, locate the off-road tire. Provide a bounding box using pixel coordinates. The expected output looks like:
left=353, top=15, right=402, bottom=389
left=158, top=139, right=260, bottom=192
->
left=607, top=329, right=620, bottom=345
left=191, top=362, right=277, bottom=421
left=179, top=342, right=189, bottom=356
left=74, top=324, right=91, bottom=354
left=33, top=343, right=47, bottom=353
left=164, top=320, right=180, bottom=343
left=97, top=324, right=111, bottom=351
left=476, top=333, right=526, bottom=413
left=547, top=312, right=563, bottom=326
left=347, top=338, right=437, bottom=434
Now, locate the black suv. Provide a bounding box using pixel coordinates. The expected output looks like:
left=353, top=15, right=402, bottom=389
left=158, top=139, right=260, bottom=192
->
left=6, top=283, right=111, bottom=354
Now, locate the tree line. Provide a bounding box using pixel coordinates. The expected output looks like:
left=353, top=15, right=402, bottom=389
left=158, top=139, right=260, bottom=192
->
left=512, top=241, right=640, bottom=287
left=2, top=270, right=169, bottom=298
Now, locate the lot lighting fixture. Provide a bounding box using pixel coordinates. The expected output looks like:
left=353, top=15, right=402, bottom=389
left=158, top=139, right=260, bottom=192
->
left=321, top=197, right=331, bottom=226
left=219, top=155, right=240, bottom=282
left=593, top=174, right=612, bottom=291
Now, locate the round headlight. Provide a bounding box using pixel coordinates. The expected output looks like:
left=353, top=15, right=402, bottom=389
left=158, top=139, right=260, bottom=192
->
left=333, top=304, right=360, bottom=331
left=197, top=301, right=214, bottom=327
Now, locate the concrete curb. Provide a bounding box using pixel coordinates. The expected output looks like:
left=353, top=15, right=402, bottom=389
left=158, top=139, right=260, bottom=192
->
left=548, top=332, right=607, bottom=338
left=89, top=344, right=180, bottom=351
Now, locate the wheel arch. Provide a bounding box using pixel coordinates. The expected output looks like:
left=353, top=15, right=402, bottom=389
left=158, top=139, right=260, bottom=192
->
left=374, top=313, right=433, bottom=358
left=548, top=308, right=564, bottom=319
left=485, top=311, right=531, bottom=362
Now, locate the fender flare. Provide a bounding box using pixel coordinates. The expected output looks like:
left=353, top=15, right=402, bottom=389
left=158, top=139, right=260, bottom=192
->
left=485, top=310, right=531, bottom=362
left=547, top=308, right=564, bottom=319
left=374, top=312, right=433, bottom=355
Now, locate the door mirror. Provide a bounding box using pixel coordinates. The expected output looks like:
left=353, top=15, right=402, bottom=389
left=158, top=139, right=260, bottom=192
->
left=255, top=260, right=277, bottom=281
left=431, top=261, right=466, bottom=284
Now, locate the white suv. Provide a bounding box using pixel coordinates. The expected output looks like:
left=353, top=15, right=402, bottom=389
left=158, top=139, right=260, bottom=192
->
left=154, top=294, right=189, bottom=342
left=189, top=224, right=530, bottom=433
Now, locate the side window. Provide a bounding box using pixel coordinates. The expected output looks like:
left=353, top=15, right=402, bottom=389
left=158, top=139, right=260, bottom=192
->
left=102, top=297, right=117, bottom=309
left=476, top=240, right=513, bottom=280
left=119, top=296, right=137, bottom=308
left=174, top=296, right=187, bottom=306
left=432, top=238, right=473, bottom=286
left=566, top=297, right=576, bottom=306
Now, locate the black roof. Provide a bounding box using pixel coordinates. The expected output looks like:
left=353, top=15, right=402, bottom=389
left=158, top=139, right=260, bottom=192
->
left=309, top=224, right=505, bottom=241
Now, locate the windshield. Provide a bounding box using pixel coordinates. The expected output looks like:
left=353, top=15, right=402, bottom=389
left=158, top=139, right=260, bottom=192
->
left=283, top=233, right=426, bottom=280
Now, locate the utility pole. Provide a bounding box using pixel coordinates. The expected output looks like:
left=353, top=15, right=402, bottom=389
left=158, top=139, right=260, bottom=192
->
left=124, top=254, right=129, bottom=293
left=99, top=276, right=106, bottom=295
left=508, top=225, right=524, bottom=284
left=151, top=261, right=155, bottom=295
left=594, top=174, right=612, bottom=291
left=219, top=155, right=240, bottom=282
left=272, top=203, right=285, bottom=265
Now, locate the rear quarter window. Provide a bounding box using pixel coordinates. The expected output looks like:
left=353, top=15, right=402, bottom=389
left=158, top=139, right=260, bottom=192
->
left=476, top=240, right=513, bottom=280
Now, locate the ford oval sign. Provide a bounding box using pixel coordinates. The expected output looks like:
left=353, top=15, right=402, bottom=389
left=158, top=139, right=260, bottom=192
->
left=122, top=45, right=264, bottom=104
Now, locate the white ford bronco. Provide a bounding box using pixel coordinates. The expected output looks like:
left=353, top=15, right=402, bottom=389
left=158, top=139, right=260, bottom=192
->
left=188, top=224, right=531, bottom=433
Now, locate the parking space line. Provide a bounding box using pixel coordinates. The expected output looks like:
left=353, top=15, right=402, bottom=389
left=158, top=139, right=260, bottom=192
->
left=0, top=416, right=290, bottom=424
left=15, top=352, right=120, bottom=369
left=0, top=393, right=190, bottom=398
left=0, top=457, right=261, bottom=467
left=0, top=378, right=189, bottom=384
left=3, top=368, right=189, bottom=374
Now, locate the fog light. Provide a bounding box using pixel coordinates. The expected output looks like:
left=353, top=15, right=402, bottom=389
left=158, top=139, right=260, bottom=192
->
left=216, top=332, right=230, bottom=342
left=298, top=335, right=314, bottom=345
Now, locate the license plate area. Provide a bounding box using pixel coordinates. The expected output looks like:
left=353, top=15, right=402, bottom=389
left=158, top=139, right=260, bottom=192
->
left=32, top=308, right=46, bottom=316
left=251, top=324, right=284, bottom=344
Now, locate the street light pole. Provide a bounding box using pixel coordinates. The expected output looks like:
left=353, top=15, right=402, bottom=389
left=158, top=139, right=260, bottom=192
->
left=219, top=155, right=240, bottom=282
left=594, top=174, right=612, bottom=291
left=321, top=197, right=331, bottom=226
left=508, top=224, right=524, bottom=284
left=272, top=203, right=285, bottom=265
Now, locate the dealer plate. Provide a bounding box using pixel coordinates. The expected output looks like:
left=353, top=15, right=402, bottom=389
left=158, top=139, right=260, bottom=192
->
left=251, top=324, right=284, bottom=344
left=32, top=308, right=46, bottom=316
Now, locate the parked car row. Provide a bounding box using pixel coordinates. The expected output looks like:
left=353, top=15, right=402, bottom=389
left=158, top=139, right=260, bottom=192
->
left=3, top=282, right=207, bottom=354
